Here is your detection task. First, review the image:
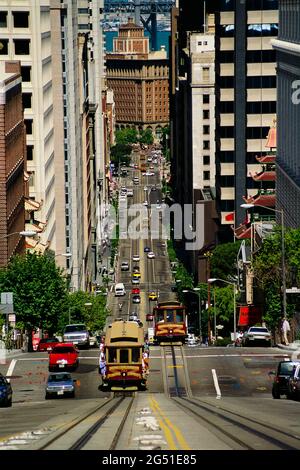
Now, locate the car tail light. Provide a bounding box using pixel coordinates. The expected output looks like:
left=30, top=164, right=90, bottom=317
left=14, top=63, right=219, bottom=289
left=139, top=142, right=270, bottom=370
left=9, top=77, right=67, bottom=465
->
left=121, top=371, right=127, bottom=377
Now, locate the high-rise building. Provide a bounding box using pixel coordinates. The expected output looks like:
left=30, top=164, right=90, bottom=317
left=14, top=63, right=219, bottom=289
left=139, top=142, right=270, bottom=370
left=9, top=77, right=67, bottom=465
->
left=0, top=61, right=26, bottom=266
left=106, top=18, right=169, bottom=138
left=215, top=0, right=278, bottom=240
left=272, top=0, right=300, bottom=228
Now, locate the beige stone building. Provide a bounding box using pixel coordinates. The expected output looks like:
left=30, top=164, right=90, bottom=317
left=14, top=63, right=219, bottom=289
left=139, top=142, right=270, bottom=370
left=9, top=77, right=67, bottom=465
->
left=106, top=18, right=169, bottom=138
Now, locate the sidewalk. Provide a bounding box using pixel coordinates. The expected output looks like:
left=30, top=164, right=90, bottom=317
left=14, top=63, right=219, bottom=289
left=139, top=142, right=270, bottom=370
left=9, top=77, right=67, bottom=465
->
left=276, top=340, right=300, bottom=354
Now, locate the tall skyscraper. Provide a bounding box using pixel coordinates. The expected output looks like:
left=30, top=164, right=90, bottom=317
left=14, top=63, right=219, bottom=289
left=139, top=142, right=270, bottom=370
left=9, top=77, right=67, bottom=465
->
left=215, top=0, right=278, bottom=240
left=273, top=0, right=300, bottom=228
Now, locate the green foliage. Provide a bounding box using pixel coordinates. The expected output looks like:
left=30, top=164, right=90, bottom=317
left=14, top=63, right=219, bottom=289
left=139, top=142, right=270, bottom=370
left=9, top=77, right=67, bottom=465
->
left=115, top=128, right=138, bottom=145
left=139, top=129, right=154, bottom=145
left=210, top=241, right=244, bottom=281
left=0, top=252, right=68, bottom=335
left=110, top=143, right=131, bottom=166
left=214, top=337, right=232, bottom=347
left=59, top=290, right=108, bottom=334
left=212, top=285, right=235, bottom=323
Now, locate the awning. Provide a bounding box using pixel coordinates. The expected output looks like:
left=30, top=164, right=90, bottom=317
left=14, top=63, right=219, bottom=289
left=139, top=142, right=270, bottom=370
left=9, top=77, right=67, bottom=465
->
left=238, top=306, right=262, bottom=326
left=25, top=237, right=50, bottom=254
left=25, top=220, right=47, bottom=233
left=25, top=198, right=42, bottom=212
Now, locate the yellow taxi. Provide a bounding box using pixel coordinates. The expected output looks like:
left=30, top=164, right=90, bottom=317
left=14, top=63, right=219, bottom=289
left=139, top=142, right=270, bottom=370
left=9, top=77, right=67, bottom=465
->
left=148, top=291, right=158, bottom=301
left=132, top=272, right=141, bottom=279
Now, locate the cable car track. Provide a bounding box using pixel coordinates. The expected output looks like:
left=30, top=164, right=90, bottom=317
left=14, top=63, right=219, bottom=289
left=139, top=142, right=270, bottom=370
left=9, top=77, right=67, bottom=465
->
left=35, top=395, right=135, bottom=450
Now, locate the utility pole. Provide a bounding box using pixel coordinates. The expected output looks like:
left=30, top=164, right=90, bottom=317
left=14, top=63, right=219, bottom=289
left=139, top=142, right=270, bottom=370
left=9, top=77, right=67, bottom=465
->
left=205, top=252, right=212, bottom=344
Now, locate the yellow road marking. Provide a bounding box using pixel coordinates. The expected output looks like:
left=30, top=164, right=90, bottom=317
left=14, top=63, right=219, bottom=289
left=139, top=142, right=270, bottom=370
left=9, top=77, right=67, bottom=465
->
left=167, top=365, right=183, bottom=368
left=149, top=396, right=191, bottom=450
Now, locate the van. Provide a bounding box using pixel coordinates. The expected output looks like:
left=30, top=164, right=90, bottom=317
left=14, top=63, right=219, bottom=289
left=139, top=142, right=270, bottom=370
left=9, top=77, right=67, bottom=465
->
left=115, top=282, right=126, bottom=296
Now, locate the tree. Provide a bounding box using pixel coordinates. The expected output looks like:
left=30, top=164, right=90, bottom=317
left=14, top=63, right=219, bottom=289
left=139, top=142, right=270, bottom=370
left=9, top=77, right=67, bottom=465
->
left=110, top=143, right=131, bottom=167
left=115, top=128, right=138, bottom=145
left=139, top=129, right=154, bottom=145
left=0, top=252, right=69, bottom=350
left=210, top=241, right=244, bottom=281
left=58, top=290, right=108, bottom=334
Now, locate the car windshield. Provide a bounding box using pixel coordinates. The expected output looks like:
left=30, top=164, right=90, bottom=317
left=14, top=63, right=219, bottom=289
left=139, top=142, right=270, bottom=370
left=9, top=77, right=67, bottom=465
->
left=0, top=376, right=7, bottom=386
left=249, top=327, right=269, bottom=333
left=52, top=347, right=75, bottom=354
left=279, top=362, right=300, bottom=375
left=65, top=325, right=86, bottom=332
left=48, top=373, right=72, bottom=382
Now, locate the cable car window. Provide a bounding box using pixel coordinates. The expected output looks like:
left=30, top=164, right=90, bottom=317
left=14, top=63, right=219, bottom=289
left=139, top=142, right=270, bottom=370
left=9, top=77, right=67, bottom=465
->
left=131, top=348, right=140, bottom=363
left=108, top=348, right=117, bottom=363
left=156, top=310, right=164, bottom=322
left=165, top=311, right=174, bottom=323
left=176, top=310, right=184, bottom=322
left=120, top=349, right=129, bottom=363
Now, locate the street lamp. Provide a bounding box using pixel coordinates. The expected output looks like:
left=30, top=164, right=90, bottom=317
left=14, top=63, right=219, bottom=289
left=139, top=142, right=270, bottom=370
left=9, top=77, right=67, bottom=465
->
left=241, top=203, right=286, bottom=316
left=0, top=230, right=36, bottom=240
left=182, top=287, right=202, bottom=342
left=55, top=253, right=72, bottom=258
left=208, top=278, right=237, bottom=342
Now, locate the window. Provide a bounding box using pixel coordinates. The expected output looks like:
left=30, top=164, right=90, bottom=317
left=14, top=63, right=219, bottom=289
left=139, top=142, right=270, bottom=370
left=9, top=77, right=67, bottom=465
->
left=247, top=24, right=278, bottom=37
left=0, top=38, right=8, bottom=54
left=108, top=349, right=117, bottom=363
left=203, top=171, right=210, bottom=180
left=246, top=101, right=276, bottom=114
left=24, top=119, right=33, bottom=134
left=203, top=141, right=210, bottom=150
left=203, top=155, right=210, bottom=165
left=198, top=41, right=202, bottom=46
left=246, top=50, right=276, bottom=63
left=203, top=67, right=210, bottom=81
left=13, top=11, right=29, bottom=28
left=203, top=95, right=210, bottom=104
left=29, top=171, right=35, bottom=187
left=26, top=145, right=34, bottom=161
left=0, top=11, right=7, bottom=28
left=14, top=39, right=30, bottom=55
left=219, top=24, right=235, bottom=37
left=131, top=348, right=140, bottom=363
left=203, top=110, right=210, bottom=119
left=120, top=349, right=129, bottom=364
left=219, top=101, right=234, bottom=113
left=21, top=65, right=31, bottom=82
left=22, top=93, right=32, bottom=109
left=203, top=125, right=210, bottom=135
left=203, top=41, right=208, bottom=45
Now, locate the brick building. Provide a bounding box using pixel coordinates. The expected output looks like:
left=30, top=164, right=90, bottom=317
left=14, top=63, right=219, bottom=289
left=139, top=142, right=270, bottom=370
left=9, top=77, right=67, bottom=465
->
left=0, top=61, right=26, bottom=267
left=106, top=18, right=169, bottom=138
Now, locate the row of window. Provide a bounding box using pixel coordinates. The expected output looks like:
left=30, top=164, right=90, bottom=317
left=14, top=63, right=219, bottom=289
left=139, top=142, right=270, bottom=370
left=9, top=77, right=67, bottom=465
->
left=219, top=23, right=278, bottom=37
left=218, top=76, right=276, bottom=88
left=0, top=38, right=30, bottom=55
left=218, top=50, right=276, bottom=63
left=219, top=126, right=270, bottom=138
left=0, top=11, right=29, bottom=28
left=218, top=100, right=276, bottom=114
left=220, top=0, right=278, bottom=11
left=217, top=151, right=274, bottom=164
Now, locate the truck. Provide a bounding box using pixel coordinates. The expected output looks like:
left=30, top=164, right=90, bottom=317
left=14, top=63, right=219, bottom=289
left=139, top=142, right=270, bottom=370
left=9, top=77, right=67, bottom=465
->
left=63, top=324, right=90, bottom=349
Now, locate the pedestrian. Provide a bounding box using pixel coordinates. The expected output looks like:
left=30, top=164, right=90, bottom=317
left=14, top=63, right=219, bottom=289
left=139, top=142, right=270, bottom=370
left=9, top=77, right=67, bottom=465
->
left=281, top=317, right=291, bottom=345
left=99, top=350, right=106, bottom=376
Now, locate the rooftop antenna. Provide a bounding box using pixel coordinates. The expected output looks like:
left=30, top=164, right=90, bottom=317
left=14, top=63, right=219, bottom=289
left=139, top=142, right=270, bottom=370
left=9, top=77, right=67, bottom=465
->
left=203, top=1, right=206, bottom=33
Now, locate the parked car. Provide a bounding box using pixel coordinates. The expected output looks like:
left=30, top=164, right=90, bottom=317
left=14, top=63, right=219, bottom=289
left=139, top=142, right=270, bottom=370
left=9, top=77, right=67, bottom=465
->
left=271, top=360, right=300, bottom=399
left=88, top=332, right=98, bottom=348
left=131, top=277, right=140, bottom=285
left=37, top=337, right=60, bottom=352
left=63, top=324, right=89, bottom=348
left=45, top=373, right=76, bottom=399
left=48, top=343, right=79, bottom=372
left=0, top=373, right=12, bottom=407
left=147, top=251, right=155, bottom=259
left=132, top=294, right=141, bottom=304
left=121, top=261, right=129, bottom=271
left=288, top=363, right=300, bottom=400
left=242, top=326, right=271, bottom=347
left=132, top=254, right=140, bottom=262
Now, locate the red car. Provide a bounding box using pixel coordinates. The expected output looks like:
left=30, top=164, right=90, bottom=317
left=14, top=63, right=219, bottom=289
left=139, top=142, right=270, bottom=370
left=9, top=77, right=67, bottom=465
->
left=131, top=287, right=140, bottom=295
left=48, top=343, right=79, bottom=372
left=37, top=337, right=60, bottom=352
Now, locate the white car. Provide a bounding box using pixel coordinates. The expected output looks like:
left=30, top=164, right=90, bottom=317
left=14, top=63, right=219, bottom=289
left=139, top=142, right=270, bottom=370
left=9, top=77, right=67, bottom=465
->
left=147, top=251, right=155, bottom=259
left=242, top=326, right=272, bottom=346
left=127, top=189, right=133, bottom=197
left=132, top=254, right=140, bottom=262
left=143, top=201, right=148, bottom=206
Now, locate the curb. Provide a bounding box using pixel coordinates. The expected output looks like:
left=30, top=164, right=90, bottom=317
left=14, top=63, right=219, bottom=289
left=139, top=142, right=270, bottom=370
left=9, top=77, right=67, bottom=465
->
left=276, top=343, right=300, bottom=352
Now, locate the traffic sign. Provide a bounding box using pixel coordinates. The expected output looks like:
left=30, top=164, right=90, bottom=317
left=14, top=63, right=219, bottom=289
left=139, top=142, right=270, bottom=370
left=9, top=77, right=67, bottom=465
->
left=286, top=288, right=300, bottom=293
